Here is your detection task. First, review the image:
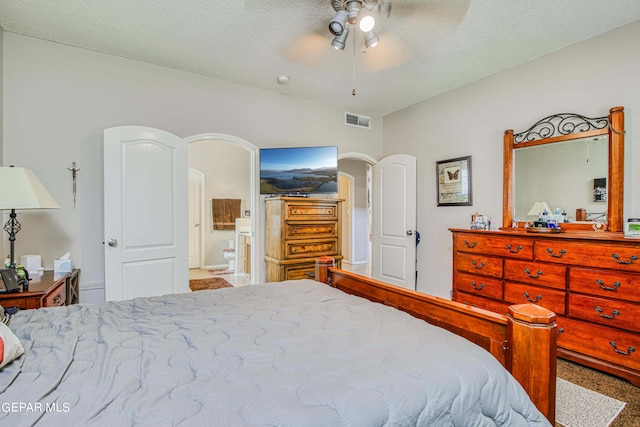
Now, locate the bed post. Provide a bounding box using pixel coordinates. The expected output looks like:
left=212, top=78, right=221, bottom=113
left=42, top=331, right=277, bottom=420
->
left=315, top=256, right=335, bottom=285
left=507, top=304, right=557, bottom=425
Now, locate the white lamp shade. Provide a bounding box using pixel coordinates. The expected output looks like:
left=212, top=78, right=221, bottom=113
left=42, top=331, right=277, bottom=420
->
left=527, top=201, right=550, bottom=217
left=0, top=167, right=60, bottom=210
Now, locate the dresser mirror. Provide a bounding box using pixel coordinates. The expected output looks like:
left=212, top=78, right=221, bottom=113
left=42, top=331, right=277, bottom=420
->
left=502, top=106, right=625, bottom=232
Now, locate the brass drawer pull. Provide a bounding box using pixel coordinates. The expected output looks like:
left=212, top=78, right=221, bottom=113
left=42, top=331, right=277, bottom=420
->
left=471, top=281, right=485, bottom=291
left=523, top=292, right=542, bottom=303
left=304, top=272, right=315, bottom=278
left=610, top=341, right=636, bottom=356
left=505, top=244, right=523, bottom=253
left=471, top=260, right=486, bottom=269
left=611, top=253, right=639, bottom=265
left=596, top=279, right=621, bottom=291
left=546, top=248, right=566, bottom=258
left=596, top=306, right=620, bottom=319
left=464, top=240, right=478, bottom=248
left=524, top=268, right=543, bottom=279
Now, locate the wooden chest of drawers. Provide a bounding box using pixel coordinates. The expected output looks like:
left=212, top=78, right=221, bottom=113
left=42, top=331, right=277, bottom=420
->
left=265, top=197, right=342, bottom=282
left=451, top=228, right=640, bottom=386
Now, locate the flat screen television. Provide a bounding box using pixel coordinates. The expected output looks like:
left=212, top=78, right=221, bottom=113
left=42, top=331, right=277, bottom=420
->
left=259, top=146, right=338, bottom=195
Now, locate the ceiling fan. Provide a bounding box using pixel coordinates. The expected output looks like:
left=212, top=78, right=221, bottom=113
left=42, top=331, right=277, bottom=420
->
left=327, top=0, right=469, bottom=53
left=328, top=0, right=382, bottom=51
left=244, top=0, right=469, bottom=71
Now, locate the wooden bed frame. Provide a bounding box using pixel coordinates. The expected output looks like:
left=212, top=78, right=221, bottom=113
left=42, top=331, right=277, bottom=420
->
left=315, top=257, right=557, bottom=425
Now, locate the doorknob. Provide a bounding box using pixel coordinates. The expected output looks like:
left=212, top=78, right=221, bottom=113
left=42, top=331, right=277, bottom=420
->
left=406, top=230, right=414, bottom=236
left=108, top=239, right=118, bottom=247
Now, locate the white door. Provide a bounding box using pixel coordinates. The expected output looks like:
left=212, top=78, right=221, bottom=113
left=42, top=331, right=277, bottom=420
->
left=188, top=168, right=204, bottom=269
left=372, top=154, right=417, bottom=290
left=104, top=126, right=189, bottom=301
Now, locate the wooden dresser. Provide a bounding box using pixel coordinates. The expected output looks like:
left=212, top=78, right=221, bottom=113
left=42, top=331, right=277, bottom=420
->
left=265, top=197, right=342, bottom=282
left=451, top=228, right=640, bottom=386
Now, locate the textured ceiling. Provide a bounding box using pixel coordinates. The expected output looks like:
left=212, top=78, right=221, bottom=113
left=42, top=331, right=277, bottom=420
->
left=1, top=0, right=640, bottom=116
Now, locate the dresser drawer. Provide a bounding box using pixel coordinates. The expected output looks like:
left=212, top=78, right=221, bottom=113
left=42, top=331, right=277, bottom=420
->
left=283, top=263, right=316, bottom=280
left=535, top=240, right=640, bottom=272
left=0, top=296, right=34, bottom=310
left=42, top=283, right=66, bottom=307
left=453, top=233, right=533, bottom=259
left=285, top=202, right=339, bottom=221
left=285, top=239, right=339, bottom=259
left=454, top=291, right=510, bottom=315
left=569, top=267, right=640, bottom=303
left=455, top=253, right=503, bottom=278
left=285, top=221, right=338, bottom=239
left=454, top=272, right=503, bottom=300
left=504, top=259, right=566, bottom=290
left=558, top=317, right=640, bottom=371
left=504, top=282, right=566, bottom=314
left=568, top=294, right=640, bottom=333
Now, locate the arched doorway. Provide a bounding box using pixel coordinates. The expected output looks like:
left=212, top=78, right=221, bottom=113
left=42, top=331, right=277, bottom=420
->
left=338, top=152, right=376, bottom=276
left=184, top=133, right=261, bottom=284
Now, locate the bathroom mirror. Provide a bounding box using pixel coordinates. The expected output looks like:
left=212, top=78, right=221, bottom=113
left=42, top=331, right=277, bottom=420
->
left=502, top=106, right=625, bottom=232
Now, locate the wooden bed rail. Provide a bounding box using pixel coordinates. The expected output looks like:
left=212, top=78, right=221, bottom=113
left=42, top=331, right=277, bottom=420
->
left=315, top=257, right=557, bottom=425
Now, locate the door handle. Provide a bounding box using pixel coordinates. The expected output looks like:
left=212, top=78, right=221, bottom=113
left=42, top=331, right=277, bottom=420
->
left=406, top=230, right=414, bottom=236
left=107, top=239, right=118, bottom=247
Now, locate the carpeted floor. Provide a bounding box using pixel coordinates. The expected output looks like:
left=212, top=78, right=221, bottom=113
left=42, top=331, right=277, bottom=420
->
left=556, top=358, right=640, bottom=427
left=189, top=277, right=233, bottom=291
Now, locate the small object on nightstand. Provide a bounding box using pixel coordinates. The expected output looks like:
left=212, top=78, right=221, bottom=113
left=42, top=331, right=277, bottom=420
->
left=54, top=252, right=72, bottom=273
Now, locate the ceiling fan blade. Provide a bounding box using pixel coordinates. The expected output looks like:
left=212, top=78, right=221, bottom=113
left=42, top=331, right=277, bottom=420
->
left=383, top=0, right=470, bottom=25
left=279, top=30, right=332, bottom=66
left=360, top=31, right=411, bottom=71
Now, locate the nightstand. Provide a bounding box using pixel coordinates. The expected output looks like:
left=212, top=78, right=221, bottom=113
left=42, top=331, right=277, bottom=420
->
left=0, top=270, right=77, bottom=309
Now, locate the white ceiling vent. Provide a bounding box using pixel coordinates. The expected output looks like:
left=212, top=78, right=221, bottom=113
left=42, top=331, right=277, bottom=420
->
left=345, top=112, right=371, bottom=129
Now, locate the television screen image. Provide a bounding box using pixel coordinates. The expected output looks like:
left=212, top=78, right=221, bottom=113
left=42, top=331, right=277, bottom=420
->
left=260, top=146, right=338, bottom=194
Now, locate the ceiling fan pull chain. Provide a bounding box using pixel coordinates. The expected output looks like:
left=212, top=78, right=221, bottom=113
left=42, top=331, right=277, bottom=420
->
left=352, top=29, right=356, bottom=96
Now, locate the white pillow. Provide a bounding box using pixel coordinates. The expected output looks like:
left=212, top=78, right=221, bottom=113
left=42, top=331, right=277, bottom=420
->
left=0, top=322, right=24, bottom=369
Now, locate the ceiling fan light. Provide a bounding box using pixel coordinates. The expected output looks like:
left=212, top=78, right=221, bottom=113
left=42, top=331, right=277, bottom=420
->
left=346, top=1, right=361, bottom=24
left=358, top=12, right=375, bottom=32
left=329, top=10, right=348, bottom=36
left=363, top=30, right=379, bottom=49
left=331, top=26, right=350, bottom=50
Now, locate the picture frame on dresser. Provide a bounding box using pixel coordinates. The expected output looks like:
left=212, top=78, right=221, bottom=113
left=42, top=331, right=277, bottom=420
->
left=436, top=155, right=472, bottom=207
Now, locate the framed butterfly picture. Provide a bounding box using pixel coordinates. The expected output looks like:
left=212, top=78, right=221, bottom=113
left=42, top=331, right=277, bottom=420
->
left=436, top=156, right=472, bottom=206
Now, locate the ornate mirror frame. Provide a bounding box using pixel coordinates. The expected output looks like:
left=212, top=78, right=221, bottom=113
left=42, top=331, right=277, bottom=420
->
left=503, top=106, right=625, bottom=232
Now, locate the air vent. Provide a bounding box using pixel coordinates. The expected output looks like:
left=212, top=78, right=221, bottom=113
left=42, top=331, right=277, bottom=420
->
left=345, top=112, right=371, bottom=129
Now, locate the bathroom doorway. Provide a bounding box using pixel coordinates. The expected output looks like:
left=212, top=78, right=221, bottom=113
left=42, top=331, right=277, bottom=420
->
left=186, top=135, right=257, bottom=286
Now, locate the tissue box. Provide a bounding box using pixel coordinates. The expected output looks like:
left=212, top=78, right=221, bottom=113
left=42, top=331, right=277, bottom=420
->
left=54, top=259, right=72, bottom=273
left=20, top=255, right=41, bottom=275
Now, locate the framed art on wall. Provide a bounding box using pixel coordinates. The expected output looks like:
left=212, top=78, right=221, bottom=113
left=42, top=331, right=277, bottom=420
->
left=436, top=156, right=472, bottom=206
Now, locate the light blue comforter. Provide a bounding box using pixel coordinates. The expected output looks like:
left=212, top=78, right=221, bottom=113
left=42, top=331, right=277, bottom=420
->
left=0, top=279, right=550, bottom=426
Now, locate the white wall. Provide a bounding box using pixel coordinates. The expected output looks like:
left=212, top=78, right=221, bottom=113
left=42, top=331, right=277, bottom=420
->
left=384, top=20, right=640, bottom=298
left=2, top=33, right=383, bottom=302
left=0, top=28, right=3, bottom=165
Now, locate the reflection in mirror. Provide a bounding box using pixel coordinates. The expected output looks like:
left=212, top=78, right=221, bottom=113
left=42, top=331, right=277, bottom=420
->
left=514, top=135, right=608, bottom=222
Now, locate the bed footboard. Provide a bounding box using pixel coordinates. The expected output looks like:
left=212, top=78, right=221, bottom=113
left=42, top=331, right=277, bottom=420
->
left=315, top=257, right=557, bottom=425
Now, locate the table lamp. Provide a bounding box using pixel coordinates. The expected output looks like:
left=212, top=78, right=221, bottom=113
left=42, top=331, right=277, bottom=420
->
left=527, top=201, right=551, bottom=218
left=0, top=166, right=60, bottom=268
